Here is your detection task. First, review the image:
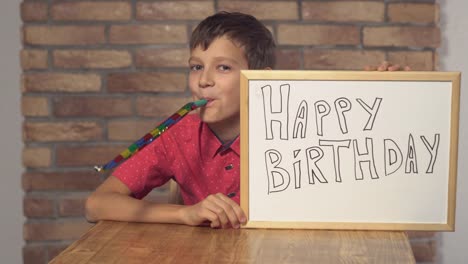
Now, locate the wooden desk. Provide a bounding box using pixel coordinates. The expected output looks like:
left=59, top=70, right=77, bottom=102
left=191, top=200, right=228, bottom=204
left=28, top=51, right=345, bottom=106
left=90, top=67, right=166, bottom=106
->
left=50, top=221, right=415, bottom=263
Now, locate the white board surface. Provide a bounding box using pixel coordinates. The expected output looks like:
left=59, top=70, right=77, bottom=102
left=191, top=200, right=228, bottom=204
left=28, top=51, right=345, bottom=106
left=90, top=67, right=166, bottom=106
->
left=240, top=71, right=460, bottom=230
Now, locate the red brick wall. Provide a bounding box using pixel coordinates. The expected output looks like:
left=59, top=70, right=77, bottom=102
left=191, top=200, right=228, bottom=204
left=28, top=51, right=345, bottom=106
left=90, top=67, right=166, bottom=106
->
left=20, top=0, right=440, bottom=263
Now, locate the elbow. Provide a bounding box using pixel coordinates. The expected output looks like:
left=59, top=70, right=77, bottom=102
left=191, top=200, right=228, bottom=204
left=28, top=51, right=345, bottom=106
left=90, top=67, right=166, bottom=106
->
left=85, top=193, right=99, bottom=223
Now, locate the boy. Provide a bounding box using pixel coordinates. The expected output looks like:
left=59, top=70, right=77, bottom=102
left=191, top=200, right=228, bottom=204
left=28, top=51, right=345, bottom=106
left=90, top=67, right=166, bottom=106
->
left=85, top=12, right=275, bottom=229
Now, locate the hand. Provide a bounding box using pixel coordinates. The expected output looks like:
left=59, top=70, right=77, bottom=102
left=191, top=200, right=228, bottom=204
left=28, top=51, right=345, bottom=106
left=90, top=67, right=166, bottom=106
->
left=180, top=193, right=247, bottom=229
left=364, top=61, right=411, bottom=71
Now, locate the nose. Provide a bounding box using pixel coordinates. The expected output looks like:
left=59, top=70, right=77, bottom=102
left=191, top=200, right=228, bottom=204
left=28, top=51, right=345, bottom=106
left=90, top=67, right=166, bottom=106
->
left=199, top=68, right=214, bottom=88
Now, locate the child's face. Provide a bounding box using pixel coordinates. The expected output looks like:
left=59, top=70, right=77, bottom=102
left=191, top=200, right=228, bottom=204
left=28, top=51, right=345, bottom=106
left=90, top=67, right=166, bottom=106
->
left=188, top=36, right=248, bottom=127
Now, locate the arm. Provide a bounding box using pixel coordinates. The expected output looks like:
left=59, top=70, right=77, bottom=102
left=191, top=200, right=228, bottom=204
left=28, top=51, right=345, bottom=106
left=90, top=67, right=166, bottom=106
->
left=85, top=175, right=247, bottom=229
left=85, top=175, right=185, bottom=224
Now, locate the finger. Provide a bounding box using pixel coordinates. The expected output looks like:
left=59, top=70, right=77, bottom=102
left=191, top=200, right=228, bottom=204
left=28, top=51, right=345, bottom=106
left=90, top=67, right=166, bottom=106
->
left=205, top=195, right=230, bottom=228
left=215, top=194, right=245, bottom=228
left=196, top=205, right=220, bottom=228
left=404, top=66, right=412, bottom=71
left=212, top=194, right=239, bottom=228
left=210, top=218, right=221, bottom=229
left=218, top=194, right=247, bottom=225
left=378, top=61, right=390, bottom=71
left=198, top=197, right=224, bottom=228
left=205, top=212, right=221, bottom=228
left=388, top=64, right=401, bottom=71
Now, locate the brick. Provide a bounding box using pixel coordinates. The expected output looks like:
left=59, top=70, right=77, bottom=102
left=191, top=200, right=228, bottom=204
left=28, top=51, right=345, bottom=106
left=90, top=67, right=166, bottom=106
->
left=51, top=1, right=131, bottom=21
left=24, top=220, right=93, bottom=241
left=363, top=26, right=440, bottom=48
left=47, top=244, right=70, bottom=262
left=304, top=49, right=385, bottom=70
left=23, top=244, right=46, bottom=264
left=108, top=120, right=156, bottom=141
left=303, top=1, right=384, bottom=22
left=278, top=25, right=360, bottom=46
left=387, top=51, right=433, bottom=71
left=21, top=1, right=48, bottom=22
left=53, top=50, right=132, bottom=69
left=23, top=25, right=105, bottom=46
left=22, top=96, right=49, bottom=117
left=21, top=49, right=48, bottom=70
left=108, top=72, right=186, bottom=93
left=135, top=48, right=189, bottom=68
left=59, top=196, right=86, bottom=217
left=23, top=147, right=52, bottom=168
left=53, top=97, right=132, bottom=117
left=136, top=96, right=192, bottom=117
left=109, top=25, right=187, bottom=45
left=56, top=145, right=127, bottom=166
left=410, top=240, right=436, bottom=262
left=22, top=73, right=101, bottom=93
left=23, top=121, right=103, bottom=142
left=218, top=1, right=298, bottom=20
left=388, top=3, right=438, bottom=24
left=24, top=196, right=54, bottom=218
left=275, top=49, right=301, bottom=70
left=137, top=1, right=214, bottom=20
left=22, top=171, right=101, bottom=191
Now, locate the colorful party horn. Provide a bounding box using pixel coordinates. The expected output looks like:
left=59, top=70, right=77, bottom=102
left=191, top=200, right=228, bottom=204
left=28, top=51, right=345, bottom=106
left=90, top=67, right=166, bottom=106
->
left=94, top=99, right=207, bottom=172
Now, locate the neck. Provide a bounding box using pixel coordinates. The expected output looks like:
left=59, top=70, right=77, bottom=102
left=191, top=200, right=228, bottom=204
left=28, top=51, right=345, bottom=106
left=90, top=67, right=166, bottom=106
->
left=207, top=116, right=240, bottom=143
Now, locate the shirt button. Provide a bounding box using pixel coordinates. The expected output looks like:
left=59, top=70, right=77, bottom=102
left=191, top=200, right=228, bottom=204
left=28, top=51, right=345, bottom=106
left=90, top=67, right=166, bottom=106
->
left=225, top=164, right=234, bottom=170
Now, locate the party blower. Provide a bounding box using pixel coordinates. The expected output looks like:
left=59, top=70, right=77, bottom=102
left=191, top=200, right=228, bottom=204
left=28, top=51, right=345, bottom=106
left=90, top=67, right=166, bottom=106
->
left=94, top=99, right=207, bottom=172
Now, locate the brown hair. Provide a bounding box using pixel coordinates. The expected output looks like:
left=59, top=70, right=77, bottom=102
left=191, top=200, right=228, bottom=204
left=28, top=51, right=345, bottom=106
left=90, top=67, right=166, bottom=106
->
left=190, top=12, right=276, bottom=69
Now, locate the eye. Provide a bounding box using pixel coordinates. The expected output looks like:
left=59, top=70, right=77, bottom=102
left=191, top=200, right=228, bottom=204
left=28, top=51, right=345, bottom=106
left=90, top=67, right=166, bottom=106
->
left=218, top=65, right=231, bottom=72
left=190, top=64, right=203, bottom=71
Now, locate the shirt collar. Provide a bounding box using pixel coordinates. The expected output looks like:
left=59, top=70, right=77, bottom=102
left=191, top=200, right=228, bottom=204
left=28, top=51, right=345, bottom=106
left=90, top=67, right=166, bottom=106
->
left=230, top=136, right=240, bottom=155
left=200, top=122, right=240, bottom=158
left=215, top=136, right=240, bottom=156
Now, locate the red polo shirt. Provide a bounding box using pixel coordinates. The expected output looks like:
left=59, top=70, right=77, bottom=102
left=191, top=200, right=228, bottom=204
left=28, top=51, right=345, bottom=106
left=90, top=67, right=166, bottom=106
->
left=112, top=114, right=240, bottom=205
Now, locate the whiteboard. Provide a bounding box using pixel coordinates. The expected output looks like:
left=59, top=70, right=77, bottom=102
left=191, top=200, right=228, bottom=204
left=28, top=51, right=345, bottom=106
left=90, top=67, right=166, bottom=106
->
left=240, top=71, right=460, bottom=231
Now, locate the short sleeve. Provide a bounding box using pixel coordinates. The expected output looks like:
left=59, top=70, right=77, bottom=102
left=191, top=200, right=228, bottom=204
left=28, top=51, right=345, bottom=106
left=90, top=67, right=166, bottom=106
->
left=112, top=135, right=174, bottom=199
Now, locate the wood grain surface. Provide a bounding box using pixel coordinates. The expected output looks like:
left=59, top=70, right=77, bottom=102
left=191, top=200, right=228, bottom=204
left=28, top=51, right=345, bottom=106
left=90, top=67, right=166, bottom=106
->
left=50, top=221, right=415, bottom=263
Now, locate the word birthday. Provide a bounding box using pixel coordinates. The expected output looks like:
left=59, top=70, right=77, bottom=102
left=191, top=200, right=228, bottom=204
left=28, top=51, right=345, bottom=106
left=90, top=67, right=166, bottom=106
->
left=259, top=84, right=441, bottom=194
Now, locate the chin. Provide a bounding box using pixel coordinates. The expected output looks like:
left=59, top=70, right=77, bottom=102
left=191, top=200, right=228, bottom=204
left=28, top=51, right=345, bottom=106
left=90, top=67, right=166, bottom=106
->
left=199, top=115, right=221, bottom=125
left=198, top=109, right=219, bottom=123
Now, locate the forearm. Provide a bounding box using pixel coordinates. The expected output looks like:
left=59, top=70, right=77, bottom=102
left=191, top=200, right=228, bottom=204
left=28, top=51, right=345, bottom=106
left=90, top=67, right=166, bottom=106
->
left=85, top=192, right=186, bottom=224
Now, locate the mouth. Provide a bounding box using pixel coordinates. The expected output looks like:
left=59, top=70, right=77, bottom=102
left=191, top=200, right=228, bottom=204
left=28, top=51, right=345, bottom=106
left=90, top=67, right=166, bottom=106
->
left=200, top=97, right=215, bottom=107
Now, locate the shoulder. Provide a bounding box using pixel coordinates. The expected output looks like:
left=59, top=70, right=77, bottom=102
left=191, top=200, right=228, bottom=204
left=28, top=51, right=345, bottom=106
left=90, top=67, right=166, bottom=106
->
left=166, top=113, right=202, bottom=137
left=145, top=113, right=202, bottom=157
left=176, top=113, right=201, bottom=128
